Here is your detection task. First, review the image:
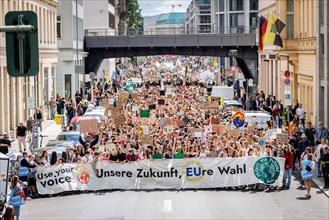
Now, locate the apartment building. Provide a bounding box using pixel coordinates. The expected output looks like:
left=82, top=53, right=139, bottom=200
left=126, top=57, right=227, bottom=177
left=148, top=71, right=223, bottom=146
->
left=185, top=0, right=212, bottom=34
left=0, top=0, right=58, bottom=135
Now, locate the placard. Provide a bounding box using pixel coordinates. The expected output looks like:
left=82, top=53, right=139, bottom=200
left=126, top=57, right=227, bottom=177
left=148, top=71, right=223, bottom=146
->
left=139, top=126, right=149, bottom=135
left=140, top=110, right=150, bottom=118
left=149, top=104, right=156, bottom=110
left=276, top=133, right=289, bottom=144
left=159, top=118, right=166, bottom=127
left=229, top=129, right=240, bottom=137
left=131, top=93, right=139, bottom=101
left=204, top=125, right=212, bottom=133
left=177, top=94, right=183, bottom=101
left=119, top=93, right=129, bottom=100
left=200, top=102, right=218, bottom=110
left=248, top=123, right=257, bottom=134
left=158, top=99, right=165, bottom=105
left=211, top=117, right=221, bottom=125
left=79, top=119, right=98, bottom=133
left=132, top=105, right=139, bottom=112
left=167, top=94, right=173, bottom=99
left=142, top=136, right=154, bottom=145
left=212, top=126, right=221, bottom=134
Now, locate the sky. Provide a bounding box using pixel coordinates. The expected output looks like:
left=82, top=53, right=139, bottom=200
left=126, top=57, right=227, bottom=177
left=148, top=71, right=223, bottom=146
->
left=138, top=0, right=191, bottom=17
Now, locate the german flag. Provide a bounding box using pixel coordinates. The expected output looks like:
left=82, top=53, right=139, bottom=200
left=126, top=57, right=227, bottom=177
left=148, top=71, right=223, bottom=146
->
left=259, top=16, right=268, bottom=51
left=263, top=12, right=286, bottom=48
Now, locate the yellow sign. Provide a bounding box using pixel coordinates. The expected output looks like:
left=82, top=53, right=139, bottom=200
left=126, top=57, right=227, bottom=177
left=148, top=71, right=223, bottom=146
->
left=208, top=96, right=223, bottom=109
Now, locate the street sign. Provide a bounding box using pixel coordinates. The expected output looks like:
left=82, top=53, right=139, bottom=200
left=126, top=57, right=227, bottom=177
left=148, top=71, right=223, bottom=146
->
left=4, top=11, right=39, bottom=77
left=284, top=70, right=290, bottom=78
left=284, top=89, right=291, bottom=106
left=284, top=78, right=290, bottom=85
left=27, top=97, right=35, bottom=109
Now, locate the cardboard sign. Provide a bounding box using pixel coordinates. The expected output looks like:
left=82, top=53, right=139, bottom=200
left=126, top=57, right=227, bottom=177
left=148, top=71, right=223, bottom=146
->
left=114, top=115, right=125, bottom=126
left=119, top=93, right=129, bottom=100
left=79, top=119, right=98, bottom=133
left=276, top=133, right=289, bottom=144
left=132, top=105, right=139, bottom=112
left=131, top=93, right=139, bottom=101
left=211, top=117, right=221, bottom=125
left=158, top=99, right=165, bottom=105
left=265, top=129, right=282, bottom=141
left=149, top=104, right=156, bottom=110
left=140, top=110, right=150, bottom=118
left=229, top=129, right=240, bottom=137
left=200, top=102, right=218, bottom=110
left=105, top=144, right=116, bottom=152
left=189, top=128, right=202, bottom=134
left=167, top=94, right=173, bottom=99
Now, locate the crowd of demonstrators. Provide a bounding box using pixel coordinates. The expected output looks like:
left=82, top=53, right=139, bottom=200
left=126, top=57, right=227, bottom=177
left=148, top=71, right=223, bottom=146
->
left=9, top=56, right=328, bottom=200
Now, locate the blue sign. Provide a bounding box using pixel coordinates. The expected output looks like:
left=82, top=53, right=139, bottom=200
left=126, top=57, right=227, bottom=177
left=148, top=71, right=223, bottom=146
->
left=285, top=94, right=290, bottom=99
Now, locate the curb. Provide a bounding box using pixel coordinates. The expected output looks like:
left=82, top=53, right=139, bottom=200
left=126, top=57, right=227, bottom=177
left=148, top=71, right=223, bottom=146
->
left=311, top=178, right=329, bottom=198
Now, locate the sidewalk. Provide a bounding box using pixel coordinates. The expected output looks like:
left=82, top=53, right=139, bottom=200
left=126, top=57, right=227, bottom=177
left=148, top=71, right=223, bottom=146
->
left=10, top=120, right=62, bottom=153
left=312, top=174, right=329, bottom=197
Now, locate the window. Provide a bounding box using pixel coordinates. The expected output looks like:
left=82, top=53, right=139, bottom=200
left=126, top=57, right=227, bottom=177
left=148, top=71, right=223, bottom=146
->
left=250, top=0, right=258, bottom=11
left=219, top=14, right=225, bottom=33
left=109, top=13, right=115, bottom=29
left=249, top=13, right=258, bottom=26
left=73, top=16, right=84, bottom=41
left=286, top=0, right=294, bottom=38
left=199, top=6, right=211, bottom=14
left=230, top=0, right=243, bottom=11
left=230, top=14, right=238, bottom=26
left=43, top=68, right=49, bottom=108
left=218, top=0, right=225, bottom=12
left=200, top=15, right=211, bottom=24
left=57, top=16, right=62, bottom=38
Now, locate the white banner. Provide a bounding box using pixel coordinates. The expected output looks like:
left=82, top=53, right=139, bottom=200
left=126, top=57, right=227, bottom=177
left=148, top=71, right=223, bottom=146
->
left=36, top=157, right=285, bottom=195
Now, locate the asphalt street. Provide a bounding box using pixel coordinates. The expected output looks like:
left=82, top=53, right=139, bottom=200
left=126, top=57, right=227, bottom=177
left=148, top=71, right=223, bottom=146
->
left=20, top=175, right=329, bottom=220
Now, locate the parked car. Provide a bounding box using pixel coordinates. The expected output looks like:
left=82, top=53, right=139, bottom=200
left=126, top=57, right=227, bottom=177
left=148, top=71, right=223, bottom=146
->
left=55, top=131, right=80, bottom=144
left=70, top=116, right=99, bottom=131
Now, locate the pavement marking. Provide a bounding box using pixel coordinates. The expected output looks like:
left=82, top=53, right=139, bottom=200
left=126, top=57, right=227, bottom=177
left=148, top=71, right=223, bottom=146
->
left=162, top=200, right=172, bottom=212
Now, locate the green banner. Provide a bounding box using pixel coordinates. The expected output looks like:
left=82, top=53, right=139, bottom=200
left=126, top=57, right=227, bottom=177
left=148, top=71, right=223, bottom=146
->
left=140, top=110, right=150, bottom=118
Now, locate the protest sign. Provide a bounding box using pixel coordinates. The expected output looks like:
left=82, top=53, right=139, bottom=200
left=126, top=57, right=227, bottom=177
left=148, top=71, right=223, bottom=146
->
left=132, top=105, right=139, bottom=112
left=189, top=128, right=202, bottom=134
left=36, top=157, right=285, bottom=194
left=248, top=123, right=257, bottom=134
left=131, top=93, right=139, bottom=102
left=194, top=132, right=202, bottom=138
left=158, top=99, right=165, bottom=105
left=79, top=119, right=98, bottom=133
left=119, top=93, right=129, bottom=100
left=265, top=129, right=281, bottom=141
left=200, top=102, right=218, bottom=110
left=139, top=126, right=149, bottom=135
left=160, top=90, right=165, bottom=96
left=229, top=129, right=240, bottom=137
left=211, top=117, right=221, bottom=125
left=142, top=136, right=154, bottom=145
left=140, top=110, right=150, bottom=118
left=176, top=112, right=184, bottom=116
left=201, top=132, right=206, bottom=143
left=276, top=133, right=289, bottom=144
left=177, top=94, right=183, bottom=101
left=149, top=104, right=156, bottom=110
left=258, top=138, right=265, bottom=147
left=167, top=94, right=173, bottom=99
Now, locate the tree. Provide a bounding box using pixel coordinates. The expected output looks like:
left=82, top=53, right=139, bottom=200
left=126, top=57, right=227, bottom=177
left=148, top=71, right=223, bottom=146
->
left=126, top=0, right=143, bottom=35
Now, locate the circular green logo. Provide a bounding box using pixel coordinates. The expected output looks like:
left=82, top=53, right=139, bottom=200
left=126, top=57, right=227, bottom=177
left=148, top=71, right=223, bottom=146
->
left=254, top=157, right=280, bottom=184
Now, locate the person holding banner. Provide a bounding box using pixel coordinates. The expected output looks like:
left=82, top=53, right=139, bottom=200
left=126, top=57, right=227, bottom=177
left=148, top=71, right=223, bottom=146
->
left=9, top=176, right=26, bottom=220
left=281, top=146, right=294, bottom=190
left=301, top=154, right=315, bottom=199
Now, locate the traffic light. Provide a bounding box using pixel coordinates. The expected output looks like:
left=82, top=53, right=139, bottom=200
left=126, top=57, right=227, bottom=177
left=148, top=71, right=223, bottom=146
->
left=5, top=11, right=39, bottom=77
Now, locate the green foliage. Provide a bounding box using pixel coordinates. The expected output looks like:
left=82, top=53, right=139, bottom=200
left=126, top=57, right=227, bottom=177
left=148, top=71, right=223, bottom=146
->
left=126, top=0, right=143, bottom=35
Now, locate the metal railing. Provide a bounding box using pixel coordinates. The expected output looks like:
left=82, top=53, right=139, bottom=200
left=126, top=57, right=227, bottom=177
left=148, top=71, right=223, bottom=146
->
left=85, top=26, right=257, bottom=37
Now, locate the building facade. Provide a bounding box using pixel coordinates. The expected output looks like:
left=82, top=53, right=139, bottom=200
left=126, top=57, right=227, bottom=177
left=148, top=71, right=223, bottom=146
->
left=316, top=0, right=329, bottom=126
left=185, top=0, right=212, bottom=34
left=84, top=0, right=117, bottom=84
left=56, top=0, right=86, bottom=100
left=258, top=0, right=317, bottom=124
left=0, top=0, right=58, bottom=136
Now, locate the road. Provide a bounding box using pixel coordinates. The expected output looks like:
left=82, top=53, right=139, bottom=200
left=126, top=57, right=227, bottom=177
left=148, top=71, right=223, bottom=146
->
left=20, top=175, right=329, bottom=220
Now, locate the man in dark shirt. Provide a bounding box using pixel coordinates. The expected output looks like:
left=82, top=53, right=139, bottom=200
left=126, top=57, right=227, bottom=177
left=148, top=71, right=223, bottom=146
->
left=16, top=122, right=27, bottom=152
left=0, top=133, right=11, bottom=154
left=289, top=134, right=299, bottom=170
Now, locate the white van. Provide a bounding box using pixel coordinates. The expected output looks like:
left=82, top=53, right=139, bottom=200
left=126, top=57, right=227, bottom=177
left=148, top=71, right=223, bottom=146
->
left=211, top=86, right=234, bottom=100
left=244, top=112, right=272, bottom=129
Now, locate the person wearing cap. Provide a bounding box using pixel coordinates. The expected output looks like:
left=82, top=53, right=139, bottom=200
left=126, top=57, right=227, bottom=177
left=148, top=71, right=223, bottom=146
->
left=320, top=146, right=329, bottom=189
left=298, top=134, right=311, bottom=159
left=0, top=132, right=11, bottom=154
